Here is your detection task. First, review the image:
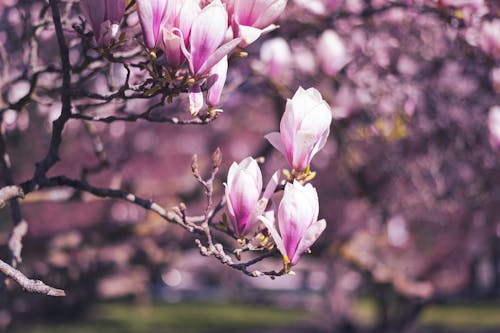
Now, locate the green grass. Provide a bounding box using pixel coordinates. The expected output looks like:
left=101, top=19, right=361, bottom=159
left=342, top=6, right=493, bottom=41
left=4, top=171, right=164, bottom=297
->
left=354, top=298, right=500, bottom=330
left=420, top=303, right=500, bottom=329
left=8, top=302, right=311, bottom=333
left=9, top=300, right=500, bottom=332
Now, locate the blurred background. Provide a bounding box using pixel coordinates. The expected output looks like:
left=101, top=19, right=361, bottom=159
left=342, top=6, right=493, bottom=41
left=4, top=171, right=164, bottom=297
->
left=1, top=0, right=500, bottom=332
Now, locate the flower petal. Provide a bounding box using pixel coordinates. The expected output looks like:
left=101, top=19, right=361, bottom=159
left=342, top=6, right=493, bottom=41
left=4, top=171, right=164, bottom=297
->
left=265, top=132, right=287, bottom=157
left=196, top=37, right=241, bottom=76
left=188, top=84, right=204, bottom=115
left=278, top=182, right=315, bottom=259
left=291, top=130, right=317, bottom=171
left=137, top=0, right=170, bottom=48
left=291, top=219, right=326, bottom=265
left=189, top=0, right=228, bottom=74
left=235, top=25, right=263, bottom=47
left=207, top=56, right=228, bottom=107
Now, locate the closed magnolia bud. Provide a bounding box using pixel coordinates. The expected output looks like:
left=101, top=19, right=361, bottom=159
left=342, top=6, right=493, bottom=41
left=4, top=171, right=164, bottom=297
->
left=265, top=87, right=332, bottom=171
left=225, top=157, right=263, bottom=237
left=259, top=181, right=326, bottom=265
left=225, top=157, right=279, bottom=238
left=317, top=29, right=348, bottom=76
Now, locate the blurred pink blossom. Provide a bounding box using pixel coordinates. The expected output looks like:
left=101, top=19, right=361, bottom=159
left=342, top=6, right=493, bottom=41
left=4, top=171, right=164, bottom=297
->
left=491, top=67, right=500, bottom=93
left=292, top=42, right=317, bottom=74
left=266, top=87, right=332, bottom=171
left=80, top=0, right=126, bottom=47
left=488, top=105, right=500, bottom=149
left=259, top=37, right=292, bottom=82
left=478, top=20, right=500, bottom=59
left=259, top=181, right=326, bottom=266
left=293, top=0, right=336, bottom=15
left=441, top=0, right=488, bottom=24
left=317, top=29, right=349, bottom=77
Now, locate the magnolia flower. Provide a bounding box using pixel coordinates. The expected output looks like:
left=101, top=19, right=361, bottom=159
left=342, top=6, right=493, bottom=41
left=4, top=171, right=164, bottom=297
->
left=259, top=181, right=326, bottom=266
left=265, top=87, right=332, bottom=172
left=80, top=0, right=126, bottom=47
left=231, top=0, right=288, bottom=46
left=136, top=0, right=171, bottom=48
left=188, top=0, right=240, bottom=76
left=317, top=30, right=348, bottom=76
left=186, top=0, right=241, bottom=113
left=225, top=157, right=279, bottom=238
left=160, top=0, right=200, bottom=67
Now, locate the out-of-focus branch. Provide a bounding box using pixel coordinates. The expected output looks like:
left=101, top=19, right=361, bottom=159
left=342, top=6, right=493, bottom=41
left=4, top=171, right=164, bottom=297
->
left=25, top=0, right=72, bottom=193
left=0, top=138, right=27, bottom=268
left=70, top=109, right=219, bottom=125
left=7, top=221, right=28, bottom=269
left=0, top=260, right=65, bottom=297
left=0, top=186, right=24, bottom=209
left=80, top=121, right=110, bottom=181
left=30, top=175, right=204, bottom=233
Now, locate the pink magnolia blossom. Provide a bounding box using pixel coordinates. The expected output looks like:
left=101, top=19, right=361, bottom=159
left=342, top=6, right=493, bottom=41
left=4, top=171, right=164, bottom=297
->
left=265, top=87, right=332, bottom=171
left=80, top=0, right=126, bottom=47
left=188, top=0, right=240, bottom=76
left=317, top=30, right=349, bottom=76
left=136, top=0, right=171, bottom=49
left=225, top=157, right=279, bottom=238
left=186, top=0, right=241, bottom=113
left=231, top=0, right=288, bottom=46
left=160, top=0, right=200, bottom=67
left=259, top=181, right=326, bottom=266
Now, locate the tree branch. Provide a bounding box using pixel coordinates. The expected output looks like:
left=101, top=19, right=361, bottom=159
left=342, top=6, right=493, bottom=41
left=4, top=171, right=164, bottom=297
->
left=0, top=260, right=65, bottom=297
left=25, top=0, right=72, bottom=194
